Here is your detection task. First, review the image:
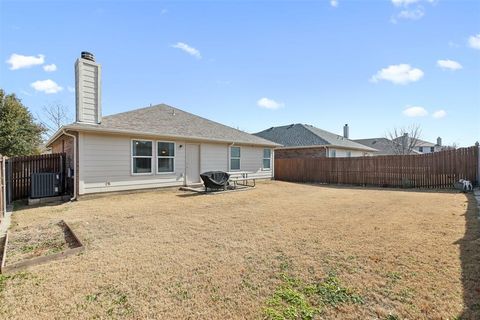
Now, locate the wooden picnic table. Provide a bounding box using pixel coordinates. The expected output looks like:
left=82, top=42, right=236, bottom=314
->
left=227, top=171, right=256, bottom=188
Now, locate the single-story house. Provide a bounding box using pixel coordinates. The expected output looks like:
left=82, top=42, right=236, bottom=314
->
left=254, top=123, right=376, bottom=158
left=391, top=136, right=443, bottom=154
left=46, top=52, right=279, bottom=196
left=354, top=138, right=421, bottom=156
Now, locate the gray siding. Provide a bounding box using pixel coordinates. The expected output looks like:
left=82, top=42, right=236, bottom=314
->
left=78, top=133, right=273, bottom=195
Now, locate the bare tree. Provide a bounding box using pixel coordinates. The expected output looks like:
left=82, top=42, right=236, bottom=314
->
left=386, top=124, right=422, bottom=155
left=38, top=103, right=71, bottom=137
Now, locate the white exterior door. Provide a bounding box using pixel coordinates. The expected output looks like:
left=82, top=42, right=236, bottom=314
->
left=185, top=144, right=200, bottom=184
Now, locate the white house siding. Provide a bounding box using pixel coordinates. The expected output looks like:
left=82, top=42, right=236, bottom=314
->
left=79, top=132, right=186, bottom=194
left=238, top=146, right=273, bottom=179
left=78, top=132, right=273, bottom=195
left=327, top=148, right=371, bottom=158
left=200, top=143, right=228, bottom=172
left=415, top=146, right=441, bottom=154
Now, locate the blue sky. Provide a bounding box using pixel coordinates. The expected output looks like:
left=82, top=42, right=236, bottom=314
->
left=1, top=0, right=479, bottom=146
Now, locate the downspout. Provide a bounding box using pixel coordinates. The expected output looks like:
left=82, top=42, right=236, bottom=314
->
left=62, top=130, right=77, bottom=201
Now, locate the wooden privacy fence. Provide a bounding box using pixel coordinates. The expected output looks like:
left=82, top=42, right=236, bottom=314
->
left=275, top=146, right=479, bottom=189
left=6, top=153, right=67, bottom=202
left=0, top=155, right=4, bottom=221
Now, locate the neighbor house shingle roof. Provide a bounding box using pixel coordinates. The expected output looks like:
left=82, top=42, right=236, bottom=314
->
left=254, top=124, right=377, bottom=151
left=354, top=138, right=420, bottom=155
left=391, top=136, right=437, bottom=147
left=49, top=104, right=280, bottom=147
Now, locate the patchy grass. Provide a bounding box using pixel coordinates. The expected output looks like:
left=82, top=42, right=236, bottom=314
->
left=264, top=271, right=363, bottom=320
left=0, top=181, right=477, bottom=319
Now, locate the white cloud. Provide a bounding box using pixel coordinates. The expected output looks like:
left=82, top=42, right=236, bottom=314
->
left=468, top=34, right=480, bottom=50
left=371, top=64, right=424, bottom=85
left=43, top=64, right=57, bottom=72
left=330, top=0, right=338, bottom=7
left=392, top=0, right=420, bottom=6
left=397, top=8, right=424, bottom=20
left=171, top=42, right=201, bottom=59
left=67, top=86, right=75, bottom=93
left=437, top=59, right=462, bottom=71
left=6, top=53, right=45, bottom=70
left=30, top=79, right=63, bottom=94
left=257, top=97, right=284, bottom=110
left=432, top=110, right=447, bottom=119
left=403, top=106, right=428, bottom=117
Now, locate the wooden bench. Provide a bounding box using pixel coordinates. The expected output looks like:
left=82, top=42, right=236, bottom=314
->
left=227, top=172, right=256, bottom=188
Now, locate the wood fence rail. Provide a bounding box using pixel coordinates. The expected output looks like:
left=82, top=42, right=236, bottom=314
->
left=6, top=153, right=66, bottom=201
left=274, top=146, right=479, bottom=188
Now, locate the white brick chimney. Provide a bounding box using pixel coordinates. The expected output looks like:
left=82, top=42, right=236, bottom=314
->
left=75, top=51, right=101, bottom=124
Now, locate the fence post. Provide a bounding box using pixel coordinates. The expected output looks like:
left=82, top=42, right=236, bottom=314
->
left=476, top=142, right=480, bottom=187
left=0, top=155, right=4, bottom=220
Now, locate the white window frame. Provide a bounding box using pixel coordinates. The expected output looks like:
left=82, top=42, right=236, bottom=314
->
left=229, top=146, right=241, bottom=171
left=329, top=149, right=336, bottom=158
left=346, top=151, right=352, bottom=158
left=131, top=139, right=153, bottom=175
left=262, top=148, right=272, bottom=171
left=156, top=141, right=176, bottom=174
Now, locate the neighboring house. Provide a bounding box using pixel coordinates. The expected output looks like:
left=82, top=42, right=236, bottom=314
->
left=46, top=52, right=279, bottom=196
left=254, top=124, right=376, bottom=158
left=392, top=135, right=443, bottom=154
left=354, top=138, right=421, bottom=156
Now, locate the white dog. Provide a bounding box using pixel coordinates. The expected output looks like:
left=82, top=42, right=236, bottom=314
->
left=459, top=179, right=473, bottom=191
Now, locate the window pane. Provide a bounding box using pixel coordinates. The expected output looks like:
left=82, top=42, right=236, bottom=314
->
left=158, top=142, right=175, bottom=157
left=263, top=148, right=271, bottom=159
left=230, top=158, right=240, bottom=170
left=231, top=147, right=240, bottom=158
left=158, top=158, right=174, bottom=173
left=133, top=157, right=151, bottom=173
left=133, top=140, right=152, bottom=156
left=263, top=159, right=271, bottom=169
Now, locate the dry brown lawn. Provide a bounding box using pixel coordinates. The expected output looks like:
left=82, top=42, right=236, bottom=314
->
left=0, top=181, right=478, bottom=319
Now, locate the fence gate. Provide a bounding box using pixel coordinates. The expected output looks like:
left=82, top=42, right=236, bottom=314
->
left=5, top=153, right=68, bottom=203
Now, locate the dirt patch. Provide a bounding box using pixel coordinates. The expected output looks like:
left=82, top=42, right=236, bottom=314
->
left=5, top=220, right=78, bottom=265
left=0, top=181, right=478, bottom=319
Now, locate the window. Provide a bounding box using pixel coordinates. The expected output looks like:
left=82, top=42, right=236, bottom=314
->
left=157, top=142, right=175, bottom=173
left=329, top=149, right=336, bottom=158
left=132, top=140, right=152, bottom=174
left=419, top=147, right=423, bottom=152
left=230, top=146, right=241, bottom=170
left=430, top=147, right=434, bottom=152
left=263, top=148, right=272, bottom=170
left=346, top=151, right=352, bottom=158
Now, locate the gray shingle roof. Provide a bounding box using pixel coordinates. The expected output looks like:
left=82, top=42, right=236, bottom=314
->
left=254, top=124, right=377, bottom=151
left=64, top=104, right=279, bottom=147
left=391, top=136, right=437, bottom=147
left=354, top=138, right=420, bottom=155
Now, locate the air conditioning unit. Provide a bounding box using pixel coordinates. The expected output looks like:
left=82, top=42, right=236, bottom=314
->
left=31, top=173, right=61, bottom=199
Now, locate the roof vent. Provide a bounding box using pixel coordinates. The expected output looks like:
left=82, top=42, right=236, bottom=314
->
left=81, top=51, right=95, bottom=62
left=287, top=124, right=295, bottom=129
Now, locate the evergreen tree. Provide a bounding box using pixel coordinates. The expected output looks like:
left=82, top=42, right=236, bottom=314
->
left=0, top=89, right=46, bottom=156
